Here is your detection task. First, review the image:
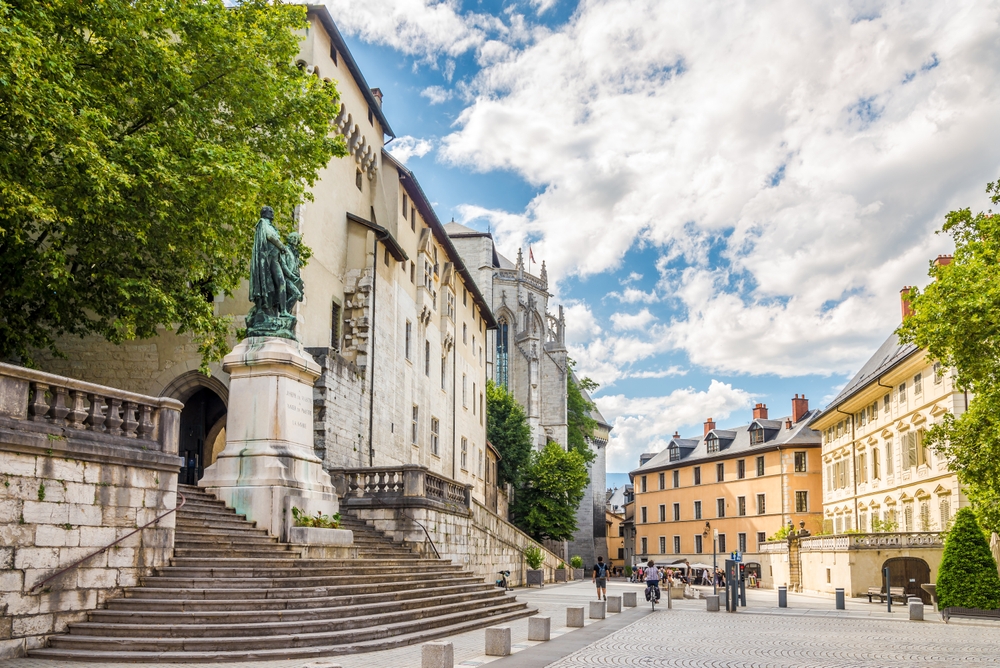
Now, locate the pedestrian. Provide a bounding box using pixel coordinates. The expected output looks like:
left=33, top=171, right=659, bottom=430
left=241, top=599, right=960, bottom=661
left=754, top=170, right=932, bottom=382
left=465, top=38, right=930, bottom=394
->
left=593, top=556, right=609, bottom=601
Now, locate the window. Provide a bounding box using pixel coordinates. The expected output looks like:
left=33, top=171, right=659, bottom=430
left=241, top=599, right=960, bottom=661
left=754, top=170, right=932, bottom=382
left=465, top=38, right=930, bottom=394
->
left=694, top=534, right=703, bottom=554
left=659, top=472, right=665, bottom=490
left=411, top=405, right=419, bottom=445
left=659, top=536, right=666, bottom=554
left=693, top=467, right=701, bottom=485
left=480, top=392, right=483, bottom=425
left=898, top=381, right=906, bottom=403
left=903, top=430, right=921, bottom=468
left=672, top=503, right=680, bottom=521
left=472, top=382, right=477, bottom=414
left=641, top=537, right=648, bottom=555
left=463, top=287, right=467, bottom=306
left=920, top=500, right=931, bottom=531
left=496, top=317, right=509, bottom=389
left=402, top=194, right=409, bottom=218
left=424, top=340, right=430, bottom=376
left=367, top=106, right=373, bottom=125
left=940, top=496, right=951, bottom=527
left=461, top=437, right=468, bottom=470
left=717, top=498, right=726, bottom=518
left=883, top=393, right=891, bottom=412
left=717, top=534, right=726, bottom=553
left=860, top=511, right=868, bottom=532
left=669, top=445, right=680, bottom=462
left=756, top=456, right=765, bottom=477
left=738, top=533, right=747, bottom=553
left=404, top=322, right=413, bottom=360
left=858, top=452, right=867, bottom=483
left=716, top=462, right=724, bottom=482
left=737, top=496, right=746, bottom=516
left=330, top=46, right=338, bottom=65
left=885, top=437, right=894, bottom=476
left=933, top=362, right=943, bottom=384
left=795, top=491, right=809, bottom=513
left=462, top=323, right=467, bottom=344
left=673, top=536, right=681, bottom=554
left=872, top=447, right=881, bottom=479
left=430, top=418, right=439, bottom=456
left=330, top=302, right=341, bottom=350
left=750, top=426, right=765, bottom=445
left=756, top=493, right=765, bottom=515
left=440, top=357, right=447, bottom=390
left=462, top=374, right=467, bottom=407
left=479, top=449, right=483, bottom=478
left=641, top=475, right=647, bottom=493
left=641, top=507, right=647, bottom=523
left=409, top=261, right=416, bottom=283
left=706, top=435, right=719, bottom=453
left=694, top=501, right=702, bottom=520
left=672, top=470, right=680, bottom=488
left=914, top=372, right=923, bottom=397
left=619, top=524, right=625, bottom=537
left=737, top=459, right=746, bottom=479
left=794, top=451, right=807, bottom=472
left=757, top=531, right=766, bottom=546
left=356, top=168, right=363, bottom=191
left=618, top=548, right=625, bottom=560
left=659, top=505, right=666, bottom=522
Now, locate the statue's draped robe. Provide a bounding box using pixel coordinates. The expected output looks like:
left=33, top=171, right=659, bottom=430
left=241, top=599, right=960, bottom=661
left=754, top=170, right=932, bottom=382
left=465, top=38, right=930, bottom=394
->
left=249, top=218, right=283, bottom=310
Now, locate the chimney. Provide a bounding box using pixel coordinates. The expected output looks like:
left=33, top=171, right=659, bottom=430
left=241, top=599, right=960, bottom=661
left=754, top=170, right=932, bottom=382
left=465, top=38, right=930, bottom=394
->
left=704, top=418, right=715, bottom=436
left=753, top=403, right=768, bottom=420
left=934, top=255, right=953, bottom=268
left=785, top=418, right=793, bottom=429
left=370, top=87, right=383, bottom=107
left=672, top=431, right=680, bottom=440
left=900, top=286, right=914, bottom=320
left=791, top=394, right=809, bottom=423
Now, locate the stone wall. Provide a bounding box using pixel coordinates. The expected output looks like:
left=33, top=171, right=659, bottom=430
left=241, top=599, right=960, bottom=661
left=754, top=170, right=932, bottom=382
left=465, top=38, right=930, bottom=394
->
left=349, top=498, right=564, bottom=587
left=308, top=348, right=369, bottom=469
left=0, top=363, right=181, bottom=659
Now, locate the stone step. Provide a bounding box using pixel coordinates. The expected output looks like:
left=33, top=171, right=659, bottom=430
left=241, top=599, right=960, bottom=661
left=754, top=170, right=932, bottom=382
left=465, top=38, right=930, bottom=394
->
left=155, top=563, right=463, bottom=579
left=73, top=594, right=515, bottom=638
left=48, top=600, right=532, bottom=653
left=174, top=536, right=282, bottom=548
left=32, top=606, right=536, bottom=662
left=172, top=548, right=300, bottom=559
left=165, top=557, right=451, bottom=570
left=99, top=583, right=499, bottom=617
left=177, top=508, right=251, bottom=522
left=172, top=526, right=270, bottom=538
left=139, top=568, right=473, bottom=590
left=175, top=518, right=263, bottom=532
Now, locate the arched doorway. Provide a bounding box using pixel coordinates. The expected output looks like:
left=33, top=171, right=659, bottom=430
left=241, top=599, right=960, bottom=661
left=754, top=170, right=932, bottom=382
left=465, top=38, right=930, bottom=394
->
left=178, top=388, right=227, bottom=485
left=882, top=557, right=931, bottom=604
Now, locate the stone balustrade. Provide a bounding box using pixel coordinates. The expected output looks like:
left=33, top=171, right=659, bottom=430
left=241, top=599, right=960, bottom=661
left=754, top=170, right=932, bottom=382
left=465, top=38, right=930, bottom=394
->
left=330, top=465, right=472, bottom=511
left=0, top=362, right=182, bottom=454
left=801, top=532, right=944, bottom=551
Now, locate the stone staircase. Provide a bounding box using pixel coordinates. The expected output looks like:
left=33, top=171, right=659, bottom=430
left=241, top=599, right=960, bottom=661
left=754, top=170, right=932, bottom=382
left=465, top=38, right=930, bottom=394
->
left=30, top=484, right=535, bottom=662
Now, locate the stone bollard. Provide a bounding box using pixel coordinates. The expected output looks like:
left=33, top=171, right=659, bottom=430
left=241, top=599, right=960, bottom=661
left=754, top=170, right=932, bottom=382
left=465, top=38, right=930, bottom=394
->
left=835, top=588, right=845, bottom=610
left=909, top=601, right=924, bottom=621
left=422, top=641, right=454, bottom=668
left=666, top=585, right=672, bottom=610
left=607, top=595, right=622, bottom=613
left=567, top=606, right=585, bottom=627
left=528, top=616, right=551, bottom=642
left=589, top=600, right=607, bottom=619
left=778, top=586, right=787, bottom=608
left=705, top=594, right=720, bottom=612
left=623, top=591, right=637, bottom=607
left=485, top=626, right=512, bottom=656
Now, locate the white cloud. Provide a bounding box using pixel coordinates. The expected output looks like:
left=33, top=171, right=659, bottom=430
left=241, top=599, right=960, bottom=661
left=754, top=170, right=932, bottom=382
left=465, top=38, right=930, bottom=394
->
left=529, top=0, right=560, bottom=14
left=387, top=136, right=434, bottom=164
left=420, top=85, right=453, bottom=104
left=597, top=380, right=752, bottom=471
left=611, top=308, right=656, bottom=331
left=438, top=0, right=1000, bottom=376
left=626, top=366, right=687, bottom=379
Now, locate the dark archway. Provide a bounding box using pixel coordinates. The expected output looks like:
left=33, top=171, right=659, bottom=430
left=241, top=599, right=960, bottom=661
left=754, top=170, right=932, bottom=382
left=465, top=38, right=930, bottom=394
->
left=882, top=556, right=931, bottom=604
left=178, top=388, right=226, bottom=485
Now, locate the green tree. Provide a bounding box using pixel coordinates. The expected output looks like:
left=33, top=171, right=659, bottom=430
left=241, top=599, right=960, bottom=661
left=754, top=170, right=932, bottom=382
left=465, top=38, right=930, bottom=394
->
left=898, top=182, right=1000, bottom=532
left=486, top=380, right=533, bottom=489
left=567, top=365, right=599, bottom=465
left=0, top=0, right=345, bottom=368
left=936, top=507, right=1000, bottom=610
left=512, top=441, right=589, bottom=542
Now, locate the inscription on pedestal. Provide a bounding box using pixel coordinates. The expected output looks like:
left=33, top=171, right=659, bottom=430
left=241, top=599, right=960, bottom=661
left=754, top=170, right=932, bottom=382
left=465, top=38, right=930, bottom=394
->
left=285, top=388, right=312, bottom=431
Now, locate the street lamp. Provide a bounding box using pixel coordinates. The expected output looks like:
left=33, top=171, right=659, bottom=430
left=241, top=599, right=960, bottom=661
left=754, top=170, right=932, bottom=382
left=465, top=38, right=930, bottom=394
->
left=712, top=528, right=719, bottom=595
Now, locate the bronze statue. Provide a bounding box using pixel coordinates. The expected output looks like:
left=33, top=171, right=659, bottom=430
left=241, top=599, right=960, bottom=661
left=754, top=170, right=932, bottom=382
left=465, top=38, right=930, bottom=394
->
left=246, top=206, right=303, bottom=339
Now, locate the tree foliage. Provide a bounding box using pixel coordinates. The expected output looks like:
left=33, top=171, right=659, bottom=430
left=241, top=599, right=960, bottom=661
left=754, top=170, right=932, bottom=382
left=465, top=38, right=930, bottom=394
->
left=486, top=379, right=533, bottom=489
left=511, top=441, right=589, bottom=542
left=567, top=363, right=599, bottom=465
left=898, top=181, right=1000, bottom=532
left=936, top=508, right=1000, bottom=610
left=0, top=0, right=346, bottom=367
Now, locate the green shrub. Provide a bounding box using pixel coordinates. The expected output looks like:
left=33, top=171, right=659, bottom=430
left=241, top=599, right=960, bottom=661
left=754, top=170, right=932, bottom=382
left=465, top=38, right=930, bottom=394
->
left=936, top=508, right=1000, bottom=610
left=624, top=565, right=632, bottom=577
left=556, top=562, right=566, bottom=570
left=291, top=507, right=340, bottom=529
left=570, top=555, right=584, bottom=569
left=524, top=545, right=544, bottom=570
left=768, top=524, right=792, bottom=541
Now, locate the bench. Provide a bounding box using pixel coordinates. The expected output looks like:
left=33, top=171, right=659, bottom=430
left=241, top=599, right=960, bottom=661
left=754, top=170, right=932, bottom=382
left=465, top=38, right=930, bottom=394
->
left=942, top=607, right=1000, bottom=623
left=866, top=587, right=907, bottom=603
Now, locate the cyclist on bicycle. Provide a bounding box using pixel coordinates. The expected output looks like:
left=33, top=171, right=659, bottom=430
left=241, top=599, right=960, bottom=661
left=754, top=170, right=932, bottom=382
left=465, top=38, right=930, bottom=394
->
left=644, top=559, right=661, bottom=602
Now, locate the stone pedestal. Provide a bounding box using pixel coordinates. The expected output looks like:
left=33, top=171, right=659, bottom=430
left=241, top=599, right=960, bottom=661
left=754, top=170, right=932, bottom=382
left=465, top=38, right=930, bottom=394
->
left=566, top=607, right=585, bottom=627
left=705, top=595, right=720, bottom=612
left=623, top=591, right=637, bottom=607
left=199, top=337, right=338, bottom=539
left=607, top=595, right=622, bottom=613
left=909, top=601, right=924, bottom=621
left=422, top=641, right=454, bottom=668
left=528, top=616, right=551, bottom=641
left=485, top=626, right=511, bottom=656
left=589, top=600, right=606, bottom=619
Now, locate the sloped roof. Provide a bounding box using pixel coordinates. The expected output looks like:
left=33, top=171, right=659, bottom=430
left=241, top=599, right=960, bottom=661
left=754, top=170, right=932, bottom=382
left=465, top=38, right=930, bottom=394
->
left=496, top=252, right=516, bottom=270
left=815, top=330, right=919, bottom=421
left=630, top=409, right=822, bottom=477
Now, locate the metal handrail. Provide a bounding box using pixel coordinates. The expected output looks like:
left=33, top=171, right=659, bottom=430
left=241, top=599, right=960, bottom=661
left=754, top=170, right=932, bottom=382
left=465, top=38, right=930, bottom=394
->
left=29, top=492, right=186, bottom=594
left=361, top=494, right=441, bottom=560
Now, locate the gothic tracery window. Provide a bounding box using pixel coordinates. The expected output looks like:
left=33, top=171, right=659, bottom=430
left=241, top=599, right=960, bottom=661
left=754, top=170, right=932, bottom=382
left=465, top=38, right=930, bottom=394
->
left=496, top=317, right=509, bottom=389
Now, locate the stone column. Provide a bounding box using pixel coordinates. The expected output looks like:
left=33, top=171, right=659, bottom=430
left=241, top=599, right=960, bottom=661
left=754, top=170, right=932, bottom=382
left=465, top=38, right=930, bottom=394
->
left=199, top=337, right=338, bottom=539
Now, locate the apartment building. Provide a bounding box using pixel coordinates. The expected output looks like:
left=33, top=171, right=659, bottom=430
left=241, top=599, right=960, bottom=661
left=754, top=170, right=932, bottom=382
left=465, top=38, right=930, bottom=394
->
left=630, top=397, right=823, bottom=566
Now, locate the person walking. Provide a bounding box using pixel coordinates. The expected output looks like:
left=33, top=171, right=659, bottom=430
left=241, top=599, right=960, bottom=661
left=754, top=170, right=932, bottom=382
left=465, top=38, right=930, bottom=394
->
left=593, top=556, right=609, bottom=601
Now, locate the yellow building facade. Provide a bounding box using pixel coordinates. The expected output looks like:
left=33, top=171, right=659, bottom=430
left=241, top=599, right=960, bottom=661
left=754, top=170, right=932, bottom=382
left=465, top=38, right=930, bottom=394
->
left=630, top=399, right=824, bottom=567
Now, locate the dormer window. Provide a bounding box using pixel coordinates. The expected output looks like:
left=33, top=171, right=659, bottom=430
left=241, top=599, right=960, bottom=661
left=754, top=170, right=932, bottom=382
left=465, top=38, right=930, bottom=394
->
left=706, top=435, right=719, bottom=454
left=750, top=425, right=765, bottom=445
left=668, top=445, right=680, bottom=462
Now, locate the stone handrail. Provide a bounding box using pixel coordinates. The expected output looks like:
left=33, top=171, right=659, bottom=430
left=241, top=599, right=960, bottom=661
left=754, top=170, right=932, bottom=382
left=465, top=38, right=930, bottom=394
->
left=0, top=362, right=182, bottom=454
left=758, top=540, right=789, bottom=554
left=330, top=465, right=472, bottom=509
left=800, top=532, right=944, bottom=551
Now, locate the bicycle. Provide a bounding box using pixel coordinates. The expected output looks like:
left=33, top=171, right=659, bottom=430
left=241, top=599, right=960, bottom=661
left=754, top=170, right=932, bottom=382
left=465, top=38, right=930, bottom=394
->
left=496, top=570, right=512, bottom=591
left=645, top=581, right=660, bottom=610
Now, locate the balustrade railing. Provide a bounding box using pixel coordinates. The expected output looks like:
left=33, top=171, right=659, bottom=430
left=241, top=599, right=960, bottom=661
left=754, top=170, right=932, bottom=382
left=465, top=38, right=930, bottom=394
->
left=330, top=464, right=472, bottom=509
left=799, top=532, right=944, bottom=551
left=0, top=362, right=182, bottom=454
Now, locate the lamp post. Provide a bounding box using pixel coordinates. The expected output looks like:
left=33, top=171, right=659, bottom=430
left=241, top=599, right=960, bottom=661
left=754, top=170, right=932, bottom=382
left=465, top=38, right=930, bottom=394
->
left=713, top=528, right=719, bottom=595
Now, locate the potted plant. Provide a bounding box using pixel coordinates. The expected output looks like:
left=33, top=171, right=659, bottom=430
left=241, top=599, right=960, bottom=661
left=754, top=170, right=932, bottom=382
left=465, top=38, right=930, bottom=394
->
left=524, top=545, right=545, bottom=587
left=570, top=555, right=585, bottom=581
left=555, top=561, right=568, bottom=582
left=287, top=506, right=353, bottom=546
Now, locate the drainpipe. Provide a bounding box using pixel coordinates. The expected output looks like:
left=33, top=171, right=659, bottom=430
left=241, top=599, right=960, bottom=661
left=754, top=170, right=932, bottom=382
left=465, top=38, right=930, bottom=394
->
left=367, top=236, right=379, bottom=467
left=834, top=405, right=858, bottom=532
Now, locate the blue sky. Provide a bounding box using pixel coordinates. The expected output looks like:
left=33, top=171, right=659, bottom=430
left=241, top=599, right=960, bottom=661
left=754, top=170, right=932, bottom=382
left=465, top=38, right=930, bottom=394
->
left=322, top=0, right=1000, bottom=475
